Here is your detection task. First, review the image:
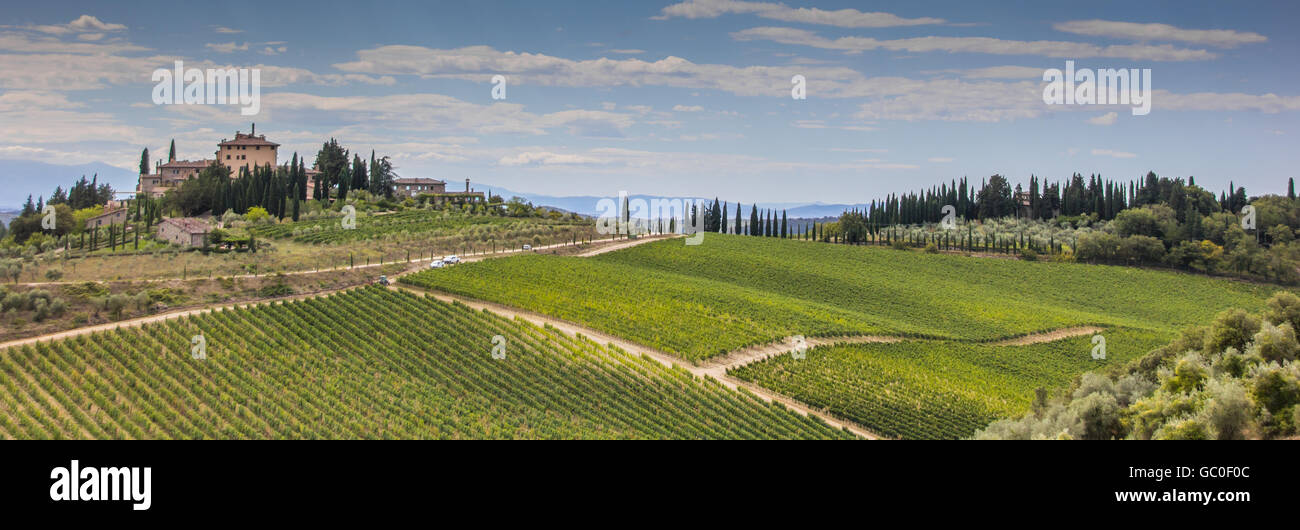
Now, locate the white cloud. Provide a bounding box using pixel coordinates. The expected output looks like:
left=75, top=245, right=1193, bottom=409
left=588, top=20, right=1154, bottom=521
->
left=607, top=49, right=645, bottom=54
left=499, top=151, right=607, bottom=166
left=731, top=26, right=1217, bottom=61
left=19, top=15, right=127, bottom=35
left=333, top=44, right=865, bottom=97
left=1087, top=112, right=1118, bottom=125
left=1054, top=20, right=1266, bottom=48
left=260, top=46, right=288, bottom=56
left=657, top=1, right=945, bottom=28
left=673, top=104, right=704, bottom=112
left=952, top=65, right=1045, bottom=79
left=213, top=26, right=244, bottom=34
left=261, top=92, right=635, bottom=137
left=205, top=42, right=249, bottom=53
left=1091, top=148, right=1136, bottom=158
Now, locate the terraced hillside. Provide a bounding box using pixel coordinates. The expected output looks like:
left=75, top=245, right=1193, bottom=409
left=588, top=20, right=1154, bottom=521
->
left=0, top=287, right=851, bottom=440
left=402, top=234, right=1284, bottom=361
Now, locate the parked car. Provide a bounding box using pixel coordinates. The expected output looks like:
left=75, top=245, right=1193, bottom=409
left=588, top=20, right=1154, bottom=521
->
left=376, top=275, right=390, bottom=286
left=429, top=260, right=445, bottom=269
left=522, top=244, right=532, bottom=251
left=443, top=255, right=461, bottom=264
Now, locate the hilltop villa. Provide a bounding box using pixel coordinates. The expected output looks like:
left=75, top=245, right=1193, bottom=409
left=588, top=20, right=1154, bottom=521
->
left=137, top=126, right=481, bottom=204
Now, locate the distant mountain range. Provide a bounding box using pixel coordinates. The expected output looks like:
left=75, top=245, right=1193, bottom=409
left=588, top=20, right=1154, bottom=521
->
left=0, top=159, right=138, bottom=211
left=481, top=184, right=866, bottom=219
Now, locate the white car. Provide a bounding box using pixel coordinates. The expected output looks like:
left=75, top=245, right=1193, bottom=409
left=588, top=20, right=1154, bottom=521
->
left=429, top=260, right=445, bottom=269
left=443, top=255, right=461, bottom=264
left=522, top=244, right=532, bottom=251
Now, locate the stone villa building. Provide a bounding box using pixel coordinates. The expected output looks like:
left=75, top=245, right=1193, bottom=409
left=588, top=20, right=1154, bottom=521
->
left=137, top=124, right=279, bottom=198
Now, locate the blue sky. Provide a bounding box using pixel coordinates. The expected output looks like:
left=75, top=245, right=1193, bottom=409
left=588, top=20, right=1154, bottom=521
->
left=1, top=0, right=1297, bottom=205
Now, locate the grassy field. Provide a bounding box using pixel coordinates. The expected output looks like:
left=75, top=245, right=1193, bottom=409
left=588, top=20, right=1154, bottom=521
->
left=402, top=234, right=1285, bottom=361
left=13, top=210, right=597, bottom=283
left=0, top=287, right=851, bottom=439
left=730, top=328, right=1170, bottom=439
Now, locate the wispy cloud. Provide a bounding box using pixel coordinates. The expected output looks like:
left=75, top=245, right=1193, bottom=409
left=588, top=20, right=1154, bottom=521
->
left=1054, top=19, right=1266, bottom=48
left=1092, top=148, right=1136, bottom=158
left=731, top=26, right=1217, bottom=61
left=656, top=0, right=945, bottom=28
left=204, top=41, right=249, bottom=53
left=1087, top=112, right=1118, bottom=125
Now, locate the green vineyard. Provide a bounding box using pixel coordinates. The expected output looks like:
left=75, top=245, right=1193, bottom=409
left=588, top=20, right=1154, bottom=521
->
left=0, top=287, right=852, bottom=439
left=730, top=328, right=1171, bottom=439
left=402, top=234, right=1283, bottom=361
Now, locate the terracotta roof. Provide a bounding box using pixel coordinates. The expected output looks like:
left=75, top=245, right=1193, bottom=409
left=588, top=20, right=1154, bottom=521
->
left=160, top=159, right=213, bottom=168
left=160, top=217, right=211, bottom=234
left=87, top=208, right=126, bottom=221
left=393, top=178, right=445, bottom=185
left=218, top=132, right=280, bottom=147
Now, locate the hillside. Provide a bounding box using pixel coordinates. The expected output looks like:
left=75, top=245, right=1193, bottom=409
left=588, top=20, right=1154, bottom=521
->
left=0, top=287, right=850, bottom=439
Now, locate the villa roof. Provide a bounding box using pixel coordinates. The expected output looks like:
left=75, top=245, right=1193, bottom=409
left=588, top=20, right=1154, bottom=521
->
left=160, top=217, right=211, bottom=234
left=393, top=177, right=445, bottom=185
left=161, top=159, right=213, bottom=168
left=219, top=133, right=280, bottom=147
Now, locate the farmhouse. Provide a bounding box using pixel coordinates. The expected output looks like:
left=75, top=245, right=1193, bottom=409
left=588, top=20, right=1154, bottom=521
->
left=156, top=217, right=211, bottom=247
left=392, top=177, right=446, bottom=198
left=85, top=207, right=128, bottom=229
left=398, top=177, right=487, bottom=205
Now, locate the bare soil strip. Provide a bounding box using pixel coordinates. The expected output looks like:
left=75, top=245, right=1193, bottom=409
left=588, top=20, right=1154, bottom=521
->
left=990, top=326, right=1103, bottom=346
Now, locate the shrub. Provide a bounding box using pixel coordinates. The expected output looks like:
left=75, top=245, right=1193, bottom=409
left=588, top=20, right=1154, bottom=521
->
left=1264, top=291, right=1300, bottom=330
left=1204, top=379, right=1252, bottom=440
left=1018, top=248, right=1038, bottom=261
left=1153, top=416, right=1211, bottom=440
left=1204, top=308, right=1261, bottom=355
left=924, top=242, right=938, bottom=254
left=1250, top=322, right=1300, bottom=363
left=44, top=268, right=63, bottom=281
